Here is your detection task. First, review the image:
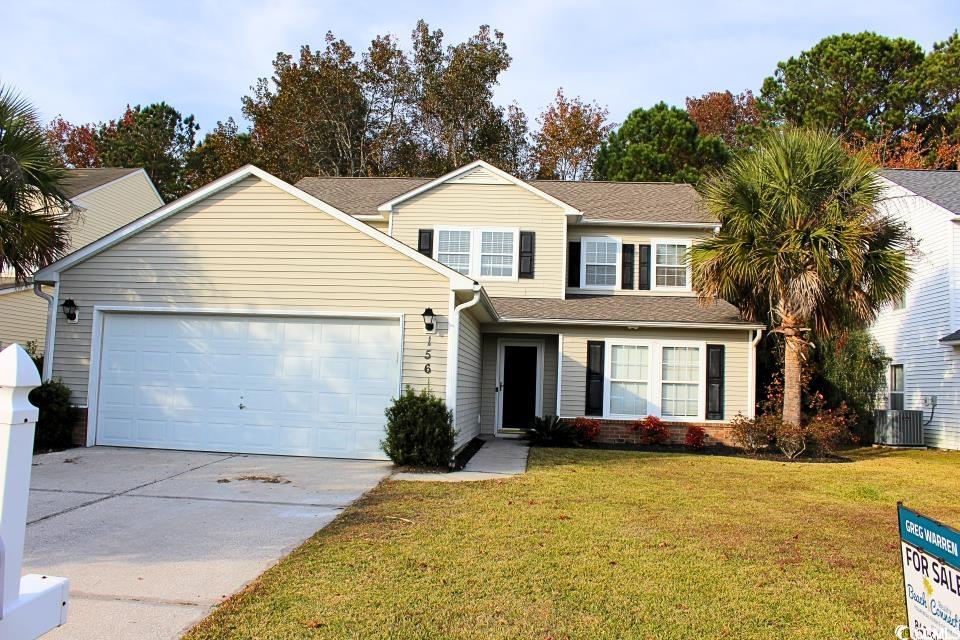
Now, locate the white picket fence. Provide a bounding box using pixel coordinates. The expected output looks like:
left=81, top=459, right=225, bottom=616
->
left=0, top=344, right=68, bottom=638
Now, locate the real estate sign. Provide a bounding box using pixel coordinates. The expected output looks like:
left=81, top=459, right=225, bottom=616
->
left=899, top=504, right=960, bottom=639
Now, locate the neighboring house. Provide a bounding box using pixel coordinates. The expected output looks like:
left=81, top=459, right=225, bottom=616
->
left=32, top=161, right=763, bottom=460
left=871, top=169, right=960, bottom=450
left=0, top=168, right=163, bottom=353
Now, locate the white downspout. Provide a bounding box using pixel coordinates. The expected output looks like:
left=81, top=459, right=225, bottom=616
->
left=747, top=328, right=763, bottom=418
left=445, top=283, right=483, bottom=440
left=33, top=283, right=56, bottom=380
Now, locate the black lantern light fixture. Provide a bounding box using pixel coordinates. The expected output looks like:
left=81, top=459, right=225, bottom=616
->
left=61, top=298, right=79, bottom=323
left=421, top=307, right=435, bottom=333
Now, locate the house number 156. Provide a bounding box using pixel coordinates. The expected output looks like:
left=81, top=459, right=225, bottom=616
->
left=424, top=335, right=432, bottom=374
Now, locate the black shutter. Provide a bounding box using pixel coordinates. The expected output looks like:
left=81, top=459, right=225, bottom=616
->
left=638, top=244, right=651, bottom=290
left=418, top=229, right=434, bottom=256
left=519, top=231, right=535, bottom=279
left=706, top=344, right=725, bottom=420
left=585, top=340, right=605, bottom=416
left=621, top=244, right=635, bottom=289
left=567, top=241, right=581, bottom=287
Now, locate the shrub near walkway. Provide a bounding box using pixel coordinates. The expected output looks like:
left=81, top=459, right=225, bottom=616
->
left=186, top=448, right=960, bottom=640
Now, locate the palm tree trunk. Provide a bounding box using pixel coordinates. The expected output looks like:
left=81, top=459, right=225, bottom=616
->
left=781, top=320, right=803, bottom=426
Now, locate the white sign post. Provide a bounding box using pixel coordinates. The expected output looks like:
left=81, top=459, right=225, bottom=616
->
left=899, top=504, right=960, bottom=640
left=0, top=344, right=69, bottom=638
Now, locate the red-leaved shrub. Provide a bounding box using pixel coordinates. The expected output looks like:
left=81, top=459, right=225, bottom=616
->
left=632, top=415, right=671, bottom=445
left=572, top=417, right=601, bottom=443
left=684, top=425, right=706, bottom=450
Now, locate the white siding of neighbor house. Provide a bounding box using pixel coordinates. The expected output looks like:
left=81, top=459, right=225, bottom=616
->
left=390, top=166, right=567, bottom=298
left=50, top=176, right=453, bottom=407
left=565, top=225, right=712, bottom=297
left=0, top=288, right=48, bottom=351
left=0, top=171, right=163, bottom=354
left=455, top=309, right=483, bottom=449
left=479, top=332, right=559, bottom=435
left=870, top=180, right=960, bottom=449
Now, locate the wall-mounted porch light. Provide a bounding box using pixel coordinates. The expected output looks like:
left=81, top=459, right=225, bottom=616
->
left=61, top=298, right=79, bottom=324
left=421, top=308, right=436, bottom=333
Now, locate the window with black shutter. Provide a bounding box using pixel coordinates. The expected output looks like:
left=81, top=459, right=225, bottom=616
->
left=586, top=340, right=605, bottom=416
left=418, top=229, right=434, bottom=257
left=519, top=231, right=535, bottom=278
left=638, top=244, right=651, bottom=290
left=621, top=244, right=635, bottom=289
left=567, top=241, right=581, bottom=287
left=706, top=344, right=724, bottom=420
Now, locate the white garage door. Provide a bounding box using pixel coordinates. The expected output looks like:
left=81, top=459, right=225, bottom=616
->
left=94, top=313, right=401, bottom=459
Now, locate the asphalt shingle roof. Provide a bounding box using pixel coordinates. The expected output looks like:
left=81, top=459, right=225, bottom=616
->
left=294, top=176, right=715, bottom=224
left=878, top=169, right=960, bottom=215
left=490, top=295, right=752, bottom=326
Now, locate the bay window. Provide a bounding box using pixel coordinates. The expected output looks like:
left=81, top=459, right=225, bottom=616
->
left=581, top=236, right=620, bottom=288
left=654, top=242, right=689, bottom=289
left=434, top=227, right=518, bottom=279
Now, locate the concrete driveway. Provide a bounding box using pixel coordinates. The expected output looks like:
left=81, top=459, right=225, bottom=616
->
left=25, top=447, right=392, bottom=640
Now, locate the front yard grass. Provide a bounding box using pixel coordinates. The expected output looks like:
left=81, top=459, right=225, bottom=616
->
left=186, top=447, right=960, bottom=639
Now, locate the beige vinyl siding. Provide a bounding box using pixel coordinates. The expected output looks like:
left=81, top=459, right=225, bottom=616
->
left=391, top=181, right=566, bottom=298
left=480, top=333, right=559, bottom=435
left=0, top=288, right=47, bottom=351
left=455, top=309, right=482, bottom=448
left=481, top=324, right=750, bottom=422
left=52, top=176, right=452, bottom=406
left=67, top=171, right=164, bottom=250
left=566, top=225, right=712, bottom=297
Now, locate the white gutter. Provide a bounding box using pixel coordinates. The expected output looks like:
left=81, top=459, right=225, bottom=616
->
left=32, top=283, right=57, bottom=380
left=497, top=317, right=765, bottom=331
left=747, top=328, right=763, bottom=418
left=445, top=283, right=483, bottom=443
left=573, top=220, right=720, bottom=229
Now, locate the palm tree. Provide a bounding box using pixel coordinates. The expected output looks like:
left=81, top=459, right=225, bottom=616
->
left=0, top=85, right=71, bottom=283
left=691, top=128, right=911, bottom=425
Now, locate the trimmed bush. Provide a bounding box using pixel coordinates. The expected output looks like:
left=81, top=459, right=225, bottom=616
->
left=684, top=425, right=706, bottom=450
left=729, top=414, right=775, bottom=453
left=632, top=415, right=671, bottom=445
left=572, top=417, right=601, bottom=443
left=382, top=387, right=454, bottom=467
left=527, top=415, right=578, bottom=447
left=29, top=379, right=74, bottom=452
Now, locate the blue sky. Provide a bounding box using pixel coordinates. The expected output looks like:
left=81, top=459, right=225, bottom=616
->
left=7, top=0, right=960, bottom=135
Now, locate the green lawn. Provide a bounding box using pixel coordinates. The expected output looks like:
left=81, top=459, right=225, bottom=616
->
left=185, top=447, right=960, bottom=639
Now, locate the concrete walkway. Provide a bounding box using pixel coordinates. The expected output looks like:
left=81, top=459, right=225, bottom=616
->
left=394, top=438, right=530, bottom=482
left=25, top=447, right=391, bottom=640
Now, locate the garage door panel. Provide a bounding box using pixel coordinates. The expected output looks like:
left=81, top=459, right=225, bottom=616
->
left=95, top=313, right=399, bottom=459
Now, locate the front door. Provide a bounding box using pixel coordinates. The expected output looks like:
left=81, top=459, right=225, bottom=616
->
left=499, top=343, right=540, bottom=430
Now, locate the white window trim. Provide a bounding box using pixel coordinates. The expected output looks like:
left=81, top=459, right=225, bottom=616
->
left=603, top=338, right=706, bottom=422
left=434, top=226, right=520, bottom=282
left=652, top=239, right=693, bottom=292
left=889, top=363, right=905, bottom=410
left=580, top=235, right=621, bottom=290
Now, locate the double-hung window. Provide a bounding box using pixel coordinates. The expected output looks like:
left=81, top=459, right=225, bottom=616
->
left=889, top=364, right=904, bottom=410
left=609, top=344, right=650, bottom=416
left=661, top=346, right=701, bottom=418
left=581, top=236, right=620, bottom=288
left=437, top=229, right=472, bottom=275
left=435, top=227, right=518, bottom=279
left=654, top=242, right=689, bottom=289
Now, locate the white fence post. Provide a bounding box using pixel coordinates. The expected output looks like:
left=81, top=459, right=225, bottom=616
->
left=0, top=344, right=68, bottom=638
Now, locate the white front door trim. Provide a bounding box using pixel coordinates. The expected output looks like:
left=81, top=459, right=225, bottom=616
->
left=494, top=338, right=544, bottom=434
left=85, top=305, right=405, bottom=449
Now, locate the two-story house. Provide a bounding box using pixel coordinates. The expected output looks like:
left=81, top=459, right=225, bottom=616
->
left=0, top=167, right=163, bottom=352
left=32, top=161, right=762, bottom=459
left=871, top=168, right=960, bottom=450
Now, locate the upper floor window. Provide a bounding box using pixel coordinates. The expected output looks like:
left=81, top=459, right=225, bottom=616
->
left=654, top=242, right=689, bottom=289
left=581, top=236, right=620, bottom=289
left=435, top=227, right=518, bottom=280
left=892, top=293, right=906, bottom=310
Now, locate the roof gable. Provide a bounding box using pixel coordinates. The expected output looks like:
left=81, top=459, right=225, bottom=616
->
left=62, top=168, right=144, bottom=199
left=33, top=165, right=475, bottom=290
left=376, top=160, right=580, bottom=215
left=878, top=169, right=960, bottom=215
